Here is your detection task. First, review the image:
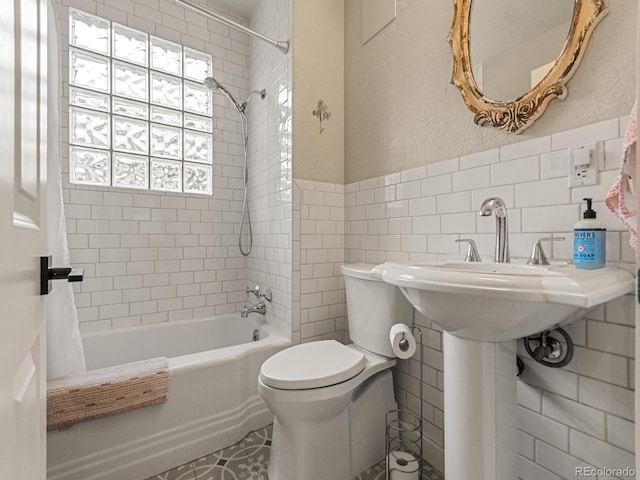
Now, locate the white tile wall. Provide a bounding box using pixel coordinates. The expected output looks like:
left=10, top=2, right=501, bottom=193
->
left=292, top=180, right=346, bottom=344
left=245, top=0, right=292, bottom=337
left=341, top=116, right=635, bottom=475
left=55, top=0, right=286, bottom=332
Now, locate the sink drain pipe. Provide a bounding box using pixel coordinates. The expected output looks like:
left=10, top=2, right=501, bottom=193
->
left=523, top=326, right=574, bottom=368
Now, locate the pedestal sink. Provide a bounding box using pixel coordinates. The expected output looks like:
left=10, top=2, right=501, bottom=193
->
left=377, top=261, right=634, bottom=480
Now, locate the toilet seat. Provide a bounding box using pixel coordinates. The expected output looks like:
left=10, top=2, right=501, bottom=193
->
left=259, top=340, right=365, bottom=390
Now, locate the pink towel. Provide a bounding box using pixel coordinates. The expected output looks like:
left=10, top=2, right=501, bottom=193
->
left=606, top=101, right=637, bottom=249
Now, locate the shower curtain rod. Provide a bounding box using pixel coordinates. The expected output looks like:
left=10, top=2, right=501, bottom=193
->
left=175, top=0, right=289, bottom=54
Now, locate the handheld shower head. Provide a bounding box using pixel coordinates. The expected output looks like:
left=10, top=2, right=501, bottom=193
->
left=203, top=76, right=266, bottom=114
left=203, top=76, right=221, bottom=90
left=203, top=76, right=243, bottom=112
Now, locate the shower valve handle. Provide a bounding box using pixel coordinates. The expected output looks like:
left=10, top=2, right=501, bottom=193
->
left=40, top=256, right=84, bottom=295
left=246, top=285, right=261, bottom=298
left=259, top=288, right=273, bottom=302
left=246, top=285, right=272, bottom=302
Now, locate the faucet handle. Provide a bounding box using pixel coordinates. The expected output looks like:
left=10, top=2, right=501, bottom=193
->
left=245, top=285, right=272, bottom=302
left=246, top=285, right=261, bottom=298
left=259, top=288, right=272, bottom=302
left=455, top=239, right=482, bottom=262
left=527, top=237, right=565, bottom=265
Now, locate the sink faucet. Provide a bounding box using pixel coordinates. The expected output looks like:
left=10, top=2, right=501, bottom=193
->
left=479, top=197, right=510, bottom=263
left=241, top=301, right=266, bottom=318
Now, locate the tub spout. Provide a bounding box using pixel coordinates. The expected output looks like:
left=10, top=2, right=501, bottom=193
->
left=241, top=301, right=266, bottom=318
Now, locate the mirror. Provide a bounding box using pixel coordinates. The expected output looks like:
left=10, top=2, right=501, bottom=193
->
left=449, top=0, right=608, bottom=134
left=470, top=0, right=574, bottom=101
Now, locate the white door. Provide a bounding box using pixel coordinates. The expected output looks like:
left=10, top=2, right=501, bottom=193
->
left=0, top=0, right=49, bottom=479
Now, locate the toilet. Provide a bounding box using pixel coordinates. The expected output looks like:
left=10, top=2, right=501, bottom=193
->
left=257, top=263, right=414, bottom=480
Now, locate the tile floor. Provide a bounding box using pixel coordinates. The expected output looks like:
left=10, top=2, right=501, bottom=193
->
left=146, top=424, right=444, bottom=480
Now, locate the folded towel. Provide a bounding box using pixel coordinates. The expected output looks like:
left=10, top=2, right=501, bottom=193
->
left=47, top=357, right=170, bottom=431
left=606, top=100, right=637, bottom=249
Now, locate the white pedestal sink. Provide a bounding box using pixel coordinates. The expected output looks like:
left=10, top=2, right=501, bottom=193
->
left=377, top=261, right=634, bottom=480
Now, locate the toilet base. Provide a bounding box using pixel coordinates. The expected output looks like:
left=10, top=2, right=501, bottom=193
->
left=267, top=370, right=396, bottom=480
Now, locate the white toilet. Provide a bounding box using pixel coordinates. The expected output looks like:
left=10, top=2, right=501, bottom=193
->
left=257, top=263, right=414, bottom=480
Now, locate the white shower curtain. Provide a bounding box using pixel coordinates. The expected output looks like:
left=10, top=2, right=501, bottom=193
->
left=46, top=0, right=86, bottom=379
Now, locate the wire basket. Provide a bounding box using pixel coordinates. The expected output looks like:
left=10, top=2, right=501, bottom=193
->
left=385, top=408, right=422, bottom=480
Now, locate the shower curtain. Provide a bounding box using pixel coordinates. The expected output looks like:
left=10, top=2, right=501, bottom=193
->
left=46, top=0, right=86, bottom=379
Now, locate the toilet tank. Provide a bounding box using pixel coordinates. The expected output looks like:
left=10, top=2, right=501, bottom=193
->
left=341, top=263, right=414, bottom=357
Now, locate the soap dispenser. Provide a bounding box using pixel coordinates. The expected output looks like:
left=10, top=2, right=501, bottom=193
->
left=573, top=197, right=606, bottom=269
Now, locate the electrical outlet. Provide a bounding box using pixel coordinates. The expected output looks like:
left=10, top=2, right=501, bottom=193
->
left=568, top=143, right=602, bottom=187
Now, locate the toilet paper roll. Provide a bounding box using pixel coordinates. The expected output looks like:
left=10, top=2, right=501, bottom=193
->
left=389, top=323, right=417, bottom=359
left=387, top=451, right=419, bottom=480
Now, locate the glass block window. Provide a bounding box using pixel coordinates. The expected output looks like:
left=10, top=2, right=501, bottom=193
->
left=68, top=8, right=213, bottom=194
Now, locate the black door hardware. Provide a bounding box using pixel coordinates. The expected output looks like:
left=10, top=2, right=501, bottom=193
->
left=40, top=256, right=84, bottom=295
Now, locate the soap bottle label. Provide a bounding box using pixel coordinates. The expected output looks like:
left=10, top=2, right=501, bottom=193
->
left=573, top=229, right=606, bottom=269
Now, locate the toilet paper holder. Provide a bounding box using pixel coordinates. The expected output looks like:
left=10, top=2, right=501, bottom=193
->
left=386, top=325, right=423, bottom=480
left=390, top=323, right=417, bottom=359
left=398, top=333, right=410, bottom=352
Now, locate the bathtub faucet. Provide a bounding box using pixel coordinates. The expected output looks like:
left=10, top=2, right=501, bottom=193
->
left=241, top=300, right=267, bottom=318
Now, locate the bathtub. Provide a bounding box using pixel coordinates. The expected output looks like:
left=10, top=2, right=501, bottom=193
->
left=47, top=315, right=290, bottom=480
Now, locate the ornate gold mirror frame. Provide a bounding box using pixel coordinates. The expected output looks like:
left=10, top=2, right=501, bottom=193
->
left=449, top=0, right=608, bottom=134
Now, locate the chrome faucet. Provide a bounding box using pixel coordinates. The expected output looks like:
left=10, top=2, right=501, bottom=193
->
left=527, top=236, right=565, bottom=265
left=246, top=285, right=273, bottom=302
left=455, top=238, right=482, bottom=262
left=241, top=300, right=266, bottom=318
left=479, top=197, right=510, bottom=263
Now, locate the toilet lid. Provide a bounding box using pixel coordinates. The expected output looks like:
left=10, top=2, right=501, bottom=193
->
left=260, top=340, right=366, bottom=390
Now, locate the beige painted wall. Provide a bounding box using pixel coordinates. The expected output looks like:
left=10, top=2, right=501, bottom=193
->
left=292, top=0, right=345, bottom=184
left=344, top=0, right=637, bottom=183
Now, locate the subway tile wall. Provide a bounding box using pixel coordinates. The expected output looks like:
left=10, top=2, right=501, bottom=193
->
left=337, top=116, right=634, bottom=476
left=292, top=180, right=347, bottom=345
left=245, top=0, right=292, bottom=337
left=55, top=0, right=263, bottom=332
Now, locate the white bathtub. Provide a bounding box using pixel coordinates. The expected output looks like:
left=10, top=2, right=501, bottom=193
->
left=47, top=315, right=290, bottom=480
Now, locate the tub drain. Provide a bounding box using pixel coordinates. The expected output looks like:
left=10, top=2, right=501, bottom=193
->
left=252, top=329, right=260, bottom=342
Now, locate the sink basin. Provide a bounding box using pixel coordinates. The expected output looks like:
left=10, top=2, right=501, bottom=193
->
left=377, top=261, right=634, bottom=341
